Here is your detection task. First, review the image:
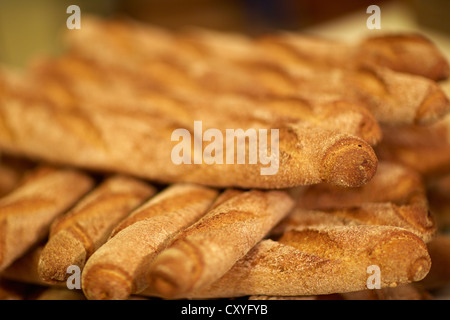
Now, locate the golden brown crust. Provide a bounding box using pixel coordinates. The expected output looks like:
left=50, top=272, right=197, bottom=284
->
left=49, top=176, right=155, bottom=237
left=427, top=174, right=450, bottom=230
left=37, top=175, right=155, bottom=283
left=272, top=201, right=436, bottom=244
left=148, top=225, right=430, bottom=298
left=278, top=226, right=430, bottom=285
left=0, top=166, right=93, bottom=271
left=255, top=32, right=353, bottom=71
left=257, top=32, right=450, bottom=81
left=62, top=17, right=450, bottom=127
left=110, top=184, right=218, bottom=237
left=347, top=66, right=450, bottom=125
left=0, top=69, right=378, bottom=189
left=0, top=245, right=51, bottom=286
left=276, top=162, right=436, bottom=242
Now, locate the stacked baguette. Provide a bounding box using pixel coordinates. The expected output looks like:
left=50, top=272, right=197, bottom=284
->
left=0, top=16, right=450, bottom=300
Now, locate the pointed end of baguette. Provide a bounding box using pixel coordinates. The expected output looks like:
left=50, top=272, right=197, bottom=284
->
left=82, top=265, right=132, bottom=300
left=415, top=85, right=450, bottom=125
left=321, top=138, right=378, bottom=188
left=371, top=227, right=431, bottom=284
left=428, top=54, right=450, bottom=82
left=409, top=257, right=431, bottom=282
left=147, top=248, right=197, bottom=299
left=38, top=230, right=87, bottom=284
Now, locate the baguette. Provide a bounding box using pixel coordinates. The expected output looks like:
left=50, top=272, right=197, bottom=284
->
left=0, top=165, right=93, bottom=271
left=179, top=30, right=449, bottom=125
left=346, top=65, right=449, bottom=125
left=109, top=183, right=219, bottom=237
left=64, top=17, right=450, bottom=126
left=37, top=175, right=156, bottom=283
left=356, top=34, right=450, bottom=81
left=235, top=61, right=449, bottom=125
left=146, top=189, right=294, bottom=299
left=252, top=64, right=450, bottom=126
left=272, top=200, right=436, bottom=243
left=272, top=162, right=436, bottom=242
left=67, top=17, right=449, bottom=82
left=157, top=225, right=430, bottom=298
left=81, top=183, right=219, bottom=300
left=0, top=70, right=378, bottom=189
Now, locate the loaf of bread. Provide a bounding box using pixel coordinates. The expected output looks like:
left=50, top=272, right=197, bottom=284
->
left=273, top=162, right=436, bottom=242
left=0, top=69, right=378, bottom=189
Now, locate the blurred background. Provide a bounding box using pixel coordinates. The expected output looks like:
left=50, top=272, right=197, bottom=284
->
left=1, top=0, right=450, bottom=68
